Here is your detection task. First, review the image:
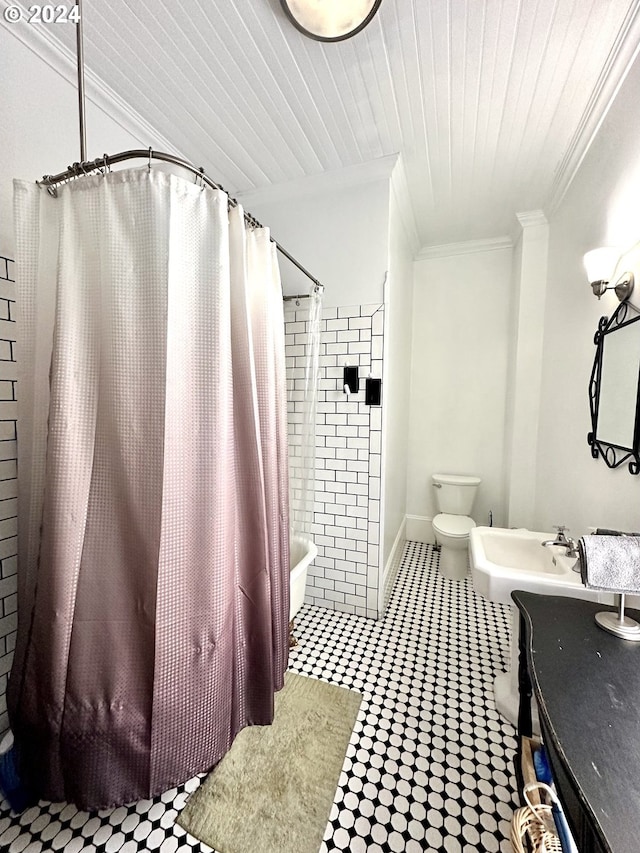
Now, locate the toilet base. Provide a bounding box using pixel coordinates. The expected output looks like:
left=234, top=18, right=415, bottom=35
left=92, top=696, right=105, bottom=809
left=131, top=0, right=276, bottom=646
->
left=438, top=545, right=468, bottom=580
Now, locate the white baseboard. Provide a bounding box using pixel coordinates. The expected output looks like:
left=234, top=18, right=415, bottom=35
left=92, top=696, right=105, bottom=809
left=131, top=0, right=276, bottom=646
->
left=381, top=516, right=407, bottom=614
left=405, top=515, right=435, bottom=544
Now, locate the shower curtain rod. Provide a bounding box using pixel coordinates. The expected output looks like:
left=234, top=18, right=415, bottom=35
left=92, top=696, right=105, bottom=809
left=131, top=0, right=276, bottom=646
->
left=283, top=292, right=316, bottom=302
left=38, top=150, right=323, bottom=291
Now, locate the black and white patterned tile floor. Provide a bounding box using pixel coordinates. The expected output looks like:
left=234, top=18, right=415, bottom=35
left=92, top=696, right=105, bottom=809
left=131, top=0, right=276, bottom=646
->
left=0, top=542, right=518, bottom=852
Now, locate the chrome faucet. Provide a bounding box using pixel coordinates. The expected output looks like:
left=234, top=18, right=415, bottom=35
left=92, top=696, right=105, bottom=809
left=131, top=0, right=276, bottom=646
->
left=541, top=525, right=580, bottom=559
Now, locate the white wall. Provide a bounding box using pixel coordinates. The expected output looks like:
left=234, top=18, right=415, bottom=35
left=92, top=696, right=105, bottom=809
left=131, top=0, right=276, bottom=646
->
left=504, top=213, right=549, bottom=528
left=407, top=245, right=513, bottom=540
left=380, top=164, right=415, bottom=602
left=502, top=235, right=522, bottom=518
left=0, top=28, right=157, bottom=255
left=237, top=158, right=394, bottom=308
left=535, top=52, right=640, bottom=535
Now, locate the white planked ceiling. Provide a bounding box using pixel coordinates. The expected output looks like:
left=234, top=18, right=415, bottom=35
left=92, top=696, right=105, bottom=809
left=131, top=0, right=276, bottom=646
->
left=25, top=0, right=640, bottom=248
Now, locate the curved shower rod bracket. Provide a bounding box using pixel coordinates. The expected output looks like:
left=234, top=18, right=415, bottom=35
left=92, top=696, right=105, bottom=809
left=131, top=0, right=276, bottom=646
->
left=37, top=149, right=323, bottom=290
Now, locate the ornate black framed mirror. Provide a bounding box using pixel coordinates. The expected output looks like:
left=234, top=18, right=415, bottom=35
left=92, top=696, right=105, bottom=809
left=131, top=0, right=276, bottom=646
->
left=588, top=301, right=640, bottom=474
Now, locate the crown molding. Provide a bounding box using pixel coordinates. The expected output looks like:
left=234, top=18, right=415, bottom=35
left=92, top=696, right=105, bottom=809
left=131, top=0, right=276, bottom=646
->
left=2, top=3, right=180, bottom=158
left=416, top=236, right=513, bottom=261
left=237, top=154, right=399, bottom=207
left=547, top=0, right=640, bottom=215
left=516, top=210, right=548, bottom=229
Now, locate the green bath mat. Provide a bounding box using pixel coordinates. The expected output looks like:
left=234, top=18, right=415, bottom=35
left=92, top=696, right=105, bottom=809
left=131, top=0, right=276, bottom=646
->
left=177, top=672, right=362, bottom=853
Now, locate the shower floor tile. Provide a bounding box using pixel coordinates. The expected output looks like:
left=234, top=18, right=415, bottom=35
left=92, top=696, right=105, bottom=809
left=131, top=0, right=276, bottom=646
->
left=0, top=542, right=518, bottom=852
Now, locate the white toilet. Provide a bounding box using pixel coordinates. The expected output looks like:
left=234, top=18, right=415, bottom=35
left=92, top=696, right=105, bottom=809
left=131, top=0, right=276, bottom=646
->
left=431, top=473, right=481, bottom=580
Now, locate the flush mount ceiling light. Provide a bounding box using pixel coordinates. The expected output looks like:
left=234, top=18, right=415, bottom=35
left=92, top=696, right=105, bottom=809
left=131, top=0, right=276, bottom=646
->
left=280, top=0, right=383, bottom=42
left=583, top=247, right=634, bottom=301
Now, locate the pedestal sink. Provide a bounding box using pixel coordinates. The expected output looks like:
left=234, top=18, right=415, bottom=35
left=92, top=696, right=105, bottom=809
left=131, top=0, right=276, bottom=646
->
left=469, top=526, right=612, bottom=728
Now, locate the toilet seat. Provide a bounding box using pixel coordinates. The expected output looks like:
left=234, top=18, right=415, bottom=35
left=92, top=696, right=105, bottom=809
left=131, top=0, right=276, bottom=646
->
left=433, top=513, right=476, bottom=539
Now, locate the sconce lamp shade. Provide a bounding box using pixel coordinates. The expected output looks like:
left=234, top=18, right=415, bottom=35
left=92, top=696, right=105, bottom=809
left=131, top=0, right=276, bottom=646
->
left=281, top=0, right=383, bottom=41
left=583, top=247, right=620, bottom=286
left=583, top=247, right=635, bottom=301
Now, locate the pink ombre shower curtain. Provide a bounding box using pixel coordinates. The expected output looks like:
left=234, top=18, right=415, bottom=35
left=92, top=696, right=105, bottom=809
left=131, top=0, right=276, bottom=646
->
left=8, top=168, right=290, bottom=810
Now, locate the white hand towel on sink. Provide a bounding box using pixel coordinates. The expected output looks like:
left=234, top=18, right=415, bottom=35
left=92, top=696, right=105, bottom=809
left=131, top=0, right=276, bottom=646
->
left=579, top=535, right=640, bottom=593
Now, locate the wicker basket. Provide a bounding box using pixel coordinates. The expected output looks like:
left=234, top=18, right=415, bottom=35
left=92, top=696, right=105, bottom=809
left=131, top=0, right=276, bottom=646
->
left=511, top=782, right=563, bottom=853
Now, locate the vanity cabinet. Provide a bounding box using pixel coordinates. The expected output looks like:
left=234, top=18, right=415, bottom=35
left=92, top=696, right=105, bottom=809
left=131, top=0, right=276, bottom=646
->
left=512, top=591, right=640, bottom=853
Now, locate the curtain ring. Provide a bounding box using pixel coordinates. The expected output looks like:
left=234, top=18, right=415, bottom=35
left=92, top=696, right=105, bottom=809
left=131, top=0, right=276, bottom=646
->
left=148, top=147, right=153, bottom=172
left=42, top=178, right=58, bottom=198
left=103, top=153, right=109, bottom=176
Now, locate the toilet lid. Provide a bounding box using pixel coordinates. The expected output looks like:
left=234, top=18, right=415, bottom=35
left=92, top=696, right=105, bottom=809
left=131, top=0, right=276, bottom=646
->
left=433, top=513, right=476, bottom=538
left=432, top=473, right=481, bottom=486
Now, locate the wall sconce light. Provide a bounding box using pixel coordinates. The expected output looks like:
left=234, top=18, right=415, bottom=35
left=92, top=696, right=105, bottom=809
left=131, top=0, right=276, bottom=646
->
left=280, top=0, right=383, bottom=42
left=583, top=247, right=634, bottom=301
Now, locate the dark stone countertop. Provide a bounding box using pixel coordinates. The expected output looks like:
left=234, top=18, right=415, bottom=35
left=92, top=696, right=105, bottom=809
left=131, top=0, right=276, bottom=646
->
left=512, top=591, right=640, bottom=853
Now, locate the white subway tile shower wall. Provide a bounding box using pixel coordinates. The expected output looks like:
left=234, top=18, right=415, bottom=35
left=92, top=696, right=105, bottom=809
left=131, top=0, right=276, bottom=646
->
left=0, top=256, right=17, bottom=738
left=285, top=303, right=384, bottom=620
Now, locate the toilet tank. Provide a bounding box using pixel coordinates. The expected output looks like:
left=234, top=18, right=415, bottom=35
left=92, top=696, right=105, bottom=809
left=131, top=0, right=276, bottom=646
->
left=432, top=473, right=481, bottom=515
